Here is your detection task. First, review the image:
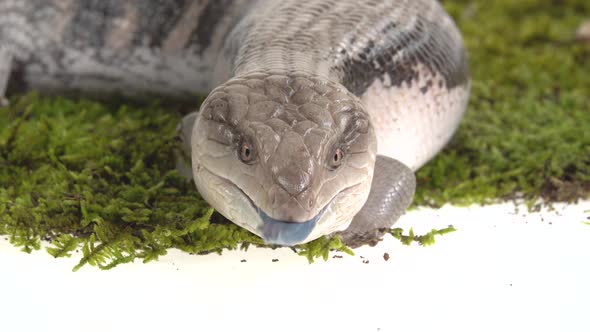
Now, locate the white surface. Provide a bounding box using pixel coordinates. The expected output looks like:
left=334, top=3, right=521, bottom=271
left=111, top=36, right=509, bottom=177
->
left=1, top=201, right=589, bottom=332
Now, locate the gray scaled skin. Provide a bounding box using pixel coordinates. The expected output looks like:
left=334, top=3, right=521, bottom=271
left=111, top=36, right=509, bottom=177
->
left=0, top=0, right=470, bottom=247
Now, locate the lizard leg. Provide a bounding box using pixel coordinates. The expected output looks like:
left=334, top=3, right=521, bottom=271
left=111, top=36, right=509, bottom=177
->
left=337, top=155, right=416, bottom=247
left=175, top=112, right=198, bottom=180
left=0, top=46, right=12, bottom=106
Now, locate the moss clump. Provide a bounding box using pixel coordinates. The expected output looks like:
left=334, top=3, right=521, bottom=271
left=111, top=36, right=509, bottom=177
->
left=1, top=0, right=589, bottom=269
left=387, top=226, right=457, bottom=246
left=0, top=95, right=240, bottom=268
left=414, top=0, right=590, bottom=207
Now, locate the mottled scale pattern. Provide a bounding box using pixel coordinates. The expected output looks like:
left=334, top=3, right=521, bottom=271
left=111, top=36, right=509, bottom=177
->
left=0, top=0, right=249, bottom=99
left=220, top=0, right=467, bottom=90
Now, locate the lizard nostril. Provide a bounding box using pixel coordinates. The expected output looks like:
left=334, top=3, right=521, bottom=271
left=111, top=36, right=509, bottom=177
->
left=308, top=195, right=314, bottom=209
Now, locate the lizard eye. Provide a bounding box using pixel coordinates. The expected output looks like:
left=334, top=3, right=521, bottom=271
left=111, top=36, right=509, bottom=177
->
left=329, top=147, right=344, bottom=170
left=239, top=140, right=256, bottom=164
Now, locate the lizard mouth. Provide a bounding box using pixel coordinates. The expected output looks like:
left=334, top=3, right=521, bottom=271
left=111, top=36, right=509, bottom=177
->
left=240, top=184, right=360, bottom=246
left=231, top=185, right=327, bottom=245
left=255, top=205, right=328, bottom=246
left=196, top=161, right=363, bottom=246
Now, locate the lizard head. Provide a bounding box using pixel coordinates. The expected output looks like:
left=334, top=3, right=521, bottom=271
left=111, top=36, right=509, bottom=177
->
left=191, top=72, right=377, bottom=245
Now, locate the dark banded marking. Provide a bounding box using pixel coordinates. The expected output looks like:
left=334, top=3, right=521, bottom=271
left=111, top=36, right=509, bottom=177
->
left=339, top=16, right=469, bottom=97
left=62, top=0, right=126, bottom=49
left=162, top=0, right=210, bottom=53
left=188, top=0, right=233, bottom=55
left=131, top=0, right=192, bottom=48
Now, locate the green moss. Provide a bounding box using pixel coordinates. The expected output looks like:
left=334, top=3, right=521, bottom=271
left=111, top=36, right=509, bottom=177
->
left=387, top=226, right=457, bottom=246
left=415, top=0, right=590, bottom=207
left=1, top=0, right=589, bottom=269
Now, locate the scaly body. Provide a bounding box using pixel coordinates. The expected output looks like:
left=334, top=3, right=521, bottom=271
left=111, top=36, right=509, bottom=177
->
left=0, top=0, right=470, bottom=246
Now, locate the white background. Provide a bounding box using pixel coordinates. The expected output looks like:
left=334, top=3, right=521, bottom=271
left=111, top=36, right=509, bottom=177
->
left=1, top=201, right=589, bottom=332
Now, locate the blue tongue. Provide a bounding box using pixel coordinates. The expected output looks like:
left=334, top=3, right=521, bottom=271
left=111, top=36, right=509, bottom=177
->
left=258, top=210, right=320, bottom=246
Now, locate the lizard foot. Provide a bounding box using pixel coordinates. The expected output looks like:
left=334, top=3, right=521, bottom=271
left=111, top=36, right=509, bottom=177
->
left=337, top=155, right=416, bottom=248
